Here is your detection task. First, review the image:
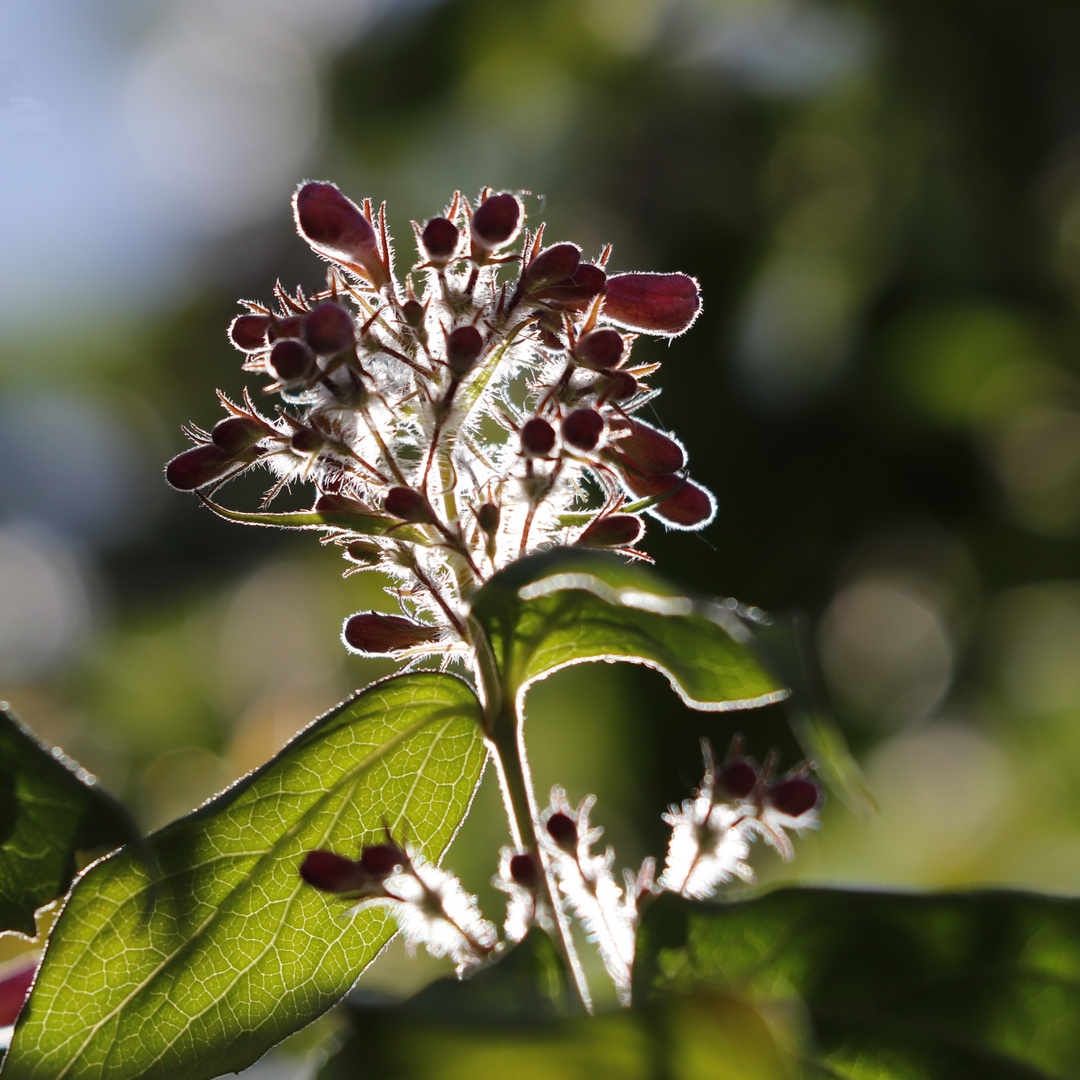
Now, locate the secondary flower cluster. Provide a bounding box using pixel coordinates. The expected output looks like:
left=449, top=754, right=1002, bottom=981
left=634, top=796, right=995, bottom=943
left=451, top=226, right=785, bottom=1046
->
left=166, top=183, right=714, bottom=660
left=301, top=739, right=819, bottom=993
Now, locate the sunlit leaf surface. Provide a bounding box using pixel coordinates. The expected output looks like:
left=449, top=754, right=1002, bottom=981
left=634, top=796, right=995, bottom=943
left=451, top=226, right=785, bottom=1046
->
left=470, top=549, right=787, bottom=710
left=0, top=706, right=140, bottom=938
left=2, top=673, right=485, bottom=1080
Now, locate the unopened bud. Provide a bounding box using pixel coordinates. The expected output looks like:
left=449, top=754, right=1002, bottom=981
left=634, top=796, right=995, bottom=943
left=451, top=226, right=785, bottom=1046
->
left=617, top=469, right=717, bottom=530
left=595, top=370, right=637, bottom=404
left=211, top=416, right=269, bottom=453
left=267, top=315, right=305, bottom=342
left=229, top=314, right=272, bottom=352
left=421, top=217, right=460, bottom=265
left=304, top=302, right=356, bottom=356
left=545, top=812, right=577, bottom=850
left=531, top=263, right=606, bottom=310
left=343, top=612, right=440, bottom=655
left=561, top=408, right=604, bottom=451
left=165, top=443, right=256, bottom=491
left=577, top=514, right=643, bottom=548
left=509, top=852, right=539, bottom=889
left=572, top=329, right=624, bottom=370
left=291, top=427, right=325, bottom=455
left=446, top=325, right=484, bottom=379
left=384, top=486, right=436, bottom=523
left=293, top=182, right=389, bottom=287
left=477, top=502, right=500, bottom=534
left=717, top=761, right=758, bottom=800
left=603, top=272, right=701, bottom=336
left=269, top=339, right=316, bottom=384
left=300, top=850, right=368, bottom=894
left=520, top=417, right=556, bottom=457
left=766, top=777, right=820, bottom=817
left=519, top=243, right=580, bottom=293
left=359, top=843, right=405, bottom=878
left=315, top=493, right=375, bottom=516
left=401, top=299, right=425, bottom=328
left=471, top=193, right=521, bottom=250
left=615, top=420, right=686, bottom=476
left=345, top=540, right=382, bottom=565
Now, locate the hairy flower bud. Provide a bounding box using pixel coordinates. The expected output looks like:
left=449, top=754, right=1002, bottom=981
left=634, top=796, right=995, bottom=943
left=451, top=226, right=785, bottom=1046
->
left=766, top=777, right=820, bottom=818
left=343, top=612, right=440, bottom=655
left=520, top=417, right=557, bottom=457
left=345, top=540, right=382, bottom=565
left=577, top=514, right=643, bottom=548
left=304, top=302, right=356, bottom=356
left=545, top=812, right=577, bottom=850
left=595, top=369, right=637, bottom=404
left=561, top=408, right=605, bottom=451
left=508, top=852, right=539, bottom=889
left=614, top=420, right=686, bottom=476
left=603, top=272, right=701, bottom=336
left=269, top=339, right=316, bottom=384
left=211, top=416, right=270, bottom=453
left=293, top=181, right=389, bottom=287
left=618, top=469, right=717, bottom=530
left=572, top=329, right=624, bottom=371
left=421, top=217, right=460, bottom=265
left=471, top=193, right=521, bottom=251
left=384, top=486, right=436, bottom=523
left=360, top=842, right=405, bottom=878
left=476, top=502, right=500, bottom=534
left=717, top=761, right=759, bottom=800
left=267, top=315, right=305, bottom=342
left=315, top=493, right=375, bottom=516
left=291, top=427, right=325, bottom=455
left=165, top=443, right=257, bottom=491
left=531, top=263, right=607, bottom=310
left=229, top=314, right=272, bottom=352
left=300, top=850, right=369, bottom=894
left=519, top=243, right=580, bottom=294
left=401, top=299, right=425, bottom=328
left=446, top=325, right=484, bottom=379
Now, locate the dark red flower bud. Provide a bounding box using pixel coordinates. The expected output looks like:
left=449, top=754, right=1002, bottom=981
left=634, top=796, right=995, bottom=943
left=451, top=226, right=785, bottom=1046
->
left=766, top=777, right=820, bottom=817
left=401, top=299, right=425, bottom=328
left=531, top=263, right=607, bottom=310
left=617, top=470, right=717, bottom=530
left=545, top=812, right=577, bottom=850
left=446, top=325, right=484, bottom=378
left=291, top=428, right=325, bottom=455
left=359, top=843, right=405, bottom=878
left=165, top=443, right=256, bottom=491
left=345, top=540, right=382, bottom=565
left=509, top=852, right=539, bottom=889
left=718, top=761, right=759, bottom=800
left=519, top=243, right=581, bottom=293
left=615, top=420, right=686, bottom=475
left=294, top=181, right=389, bottom=287
left=603, top=272, right=700, bottom=336
left=269, top=338, right=316, bottom=384
left=384, top=486, right=436, bottom=523
left=595, top=370, right=638, bottom=404
left=572, top=329, right=624, bottom=371
left=0, top=956, right=38, bottom=1028
left=421, top=217, right=460, bottom=265
left=304, top=302, right=356, bottom=356
left=343, top=612, right=439, bottom=655
left=577, top=514, right=643, bottom=548
left=315, top=493, right=375, bottom=516
left=471, top=193, right=521, bottom=249
left=520, top=417, right=557, bottom=457
left=229, top=314, right=272, bottom=352
left=267, top=315, right=305, bottom=342
left=561, top=408, right=605, bottom=451
left=477, top=502, right=500, bottom=534
left=211, top=416, right=269, bottom=453
left=300, top=850, right=369, bottom=894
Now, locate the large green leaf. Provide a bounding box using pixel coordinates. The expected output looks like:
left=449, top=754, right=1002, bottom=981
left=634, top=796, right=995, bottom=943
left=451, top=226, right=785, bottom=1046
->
left=320, top=887, right=1080, bottom=1080
left=637, top=888, right=1080, bottom=1079
left=2, top=673, right=485, bottom=1080
left=0, top=705, right=141, bottom=938
left=470, top=549, right=787, bottom=711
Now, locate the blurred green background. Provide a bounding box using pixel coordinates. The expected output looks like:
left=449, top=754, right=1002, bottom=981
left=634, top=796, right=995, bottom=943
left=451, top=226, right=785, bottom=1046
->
left=4, top=0, right=1080, bottom=1026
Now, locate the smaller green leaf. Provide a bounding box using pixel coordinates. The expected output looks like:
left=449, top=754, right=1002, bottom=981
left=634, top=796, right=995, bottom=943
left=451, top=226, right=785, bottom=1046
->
left=470, top=548, right=787, bottom=712
left=637, top=888, right=1080, bottom=1079
left=3, top=673, right=485, bottom=1080
left=0, top=704, right=141, bottom=938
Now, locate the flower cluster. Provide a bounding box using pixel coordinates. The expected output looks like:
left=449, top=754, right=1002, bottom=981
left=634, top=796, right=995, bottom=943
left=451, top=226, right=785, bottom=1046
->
left=166, top=183, right=713, bottom=661
left=658, top=737, right=822, bottom=900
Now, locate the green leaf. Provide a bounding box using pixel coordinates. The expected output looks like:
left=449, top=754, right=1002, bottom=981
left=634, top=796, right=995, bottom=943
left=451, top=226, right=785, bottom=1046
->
left=0, top=705, right=141, bottom=938
left=636, top=887, right=1080, bottom=1079
left=470, top=548, right=787, bottom=711
left=2, top=673, right=485, bottom=1080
